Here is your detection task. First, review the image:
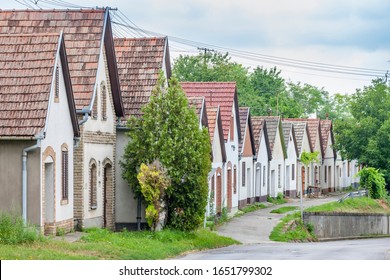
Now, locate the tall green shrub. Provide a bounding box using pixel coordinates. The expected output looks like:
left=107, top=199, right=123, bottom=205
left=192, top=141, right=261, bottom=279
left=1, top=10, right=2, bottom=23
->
left=0, top=213, right=40, bottom=244
left=357, top=167, right=386, bottom=199
left=121, top=72, right=211, bottom=231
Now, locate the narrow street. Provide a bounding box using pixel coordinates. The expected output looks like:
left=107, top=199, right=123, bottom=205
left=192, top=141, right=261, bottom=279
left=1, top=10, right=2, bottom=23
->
left=177, top=193, right=390, bottom=259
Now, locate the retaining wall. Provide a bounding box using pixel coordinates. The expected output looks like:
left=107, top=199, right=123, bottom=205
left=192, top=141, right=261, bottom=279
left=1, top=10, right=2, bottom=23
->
left=303, top=212, right=390, bottom=239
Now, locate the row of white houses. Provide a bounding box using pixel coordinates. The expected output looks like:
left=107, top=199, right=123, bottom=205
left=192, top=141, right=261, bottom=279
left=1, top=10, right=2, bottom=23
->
left=0, top=8, right=359, bottom=234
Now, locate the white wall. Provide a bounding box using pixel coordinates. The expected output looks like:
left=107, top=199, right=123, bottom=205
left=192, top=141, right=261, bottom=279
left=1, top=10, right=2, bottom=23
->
left=285, top=131, right=297, bottom=195
left=269, top=125, right=284, bottom=198
left=254, top=130, right=269, bottom=200
left=41, top=58, right=75, bottom=225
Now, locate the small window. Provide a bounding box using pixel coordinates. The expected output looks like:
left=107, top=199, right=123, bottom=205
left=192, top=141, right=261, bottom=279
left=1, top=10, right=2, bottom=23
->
left=242, top=162, right=246, bottom=187
left=101, top=82, right=107, bottom=120
left=278, top=164, right=281, bottom=187
left=230, top=115, right=234, bottom=141
left=263, top=166, right=266, bottom=186
left=90, top=161, right=97, bottom=210
left=61, top=146, right=68, bottom=201
left=348, top=161, right=350, bottom=177
left=54, top=66, right=59, bottom=102
left=324, top=165, right=327, bottom=183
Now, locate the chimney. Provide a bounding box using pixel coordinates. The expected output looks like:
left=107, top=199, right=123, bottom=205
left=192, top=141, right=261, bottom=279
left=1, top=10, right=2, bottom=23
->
left=267, top=108, right=272, bottom=116
left=326, top=112, right=329, bottom=120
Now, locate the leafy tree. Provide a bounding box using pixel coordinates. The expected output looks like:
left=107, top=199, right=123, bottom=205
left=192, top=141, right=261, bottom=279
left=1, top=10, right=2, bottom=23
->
left=357, top=167, right=386, bottom=199
left=334, top=79, right=390, bottom=186
left=121, top=72, right=212, bottom=231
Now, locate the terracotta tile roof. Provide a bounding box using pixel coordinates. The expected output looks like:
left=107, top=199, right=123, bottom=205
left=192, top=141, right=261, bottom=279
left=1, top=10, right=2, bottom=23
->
left=320, top=119, right=334, bottom=157
left=188, top=97, right=204, bottom=118
left=284, top=121, right=308, bottom=154
left=114, top=37, right=168, bottom=120
left=251, top=116, right=265, bottom=154
left=239, top=107, right=249, bottom=153
left=282, top=122, right=293, bottom=149
left=251, top=116, right=272, bottom=159
left=284, top=118, right=320, bottom=153
left=257, top=116, right=280, bottom=154
left=0, top=33, right=59, bottom=137
left=180, top=82, right=238, bottom=141
left=0, top=9, right=122, bottom=113
left=206, top=106, right=218, bottom=143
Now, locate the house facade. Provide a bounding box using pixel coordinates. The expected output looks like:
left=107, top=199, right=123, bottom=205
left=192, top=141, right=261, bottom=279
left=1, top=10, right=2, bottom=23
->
left=0, top=9, right=125, bottom=230
left=181, top=82, right=241, bottom=215
left=320, top=119, right=336, bottom=193
left=206, top=105, right=226, bottom=216
left=238, top=107, right=256, bottom=208
left=0, top=33, right=79, bottom=235
left=114, top=37, right=171, bottom=230
left=282, top=122, right=298, bottom=197
left=251, top=117, right=271, bottom=202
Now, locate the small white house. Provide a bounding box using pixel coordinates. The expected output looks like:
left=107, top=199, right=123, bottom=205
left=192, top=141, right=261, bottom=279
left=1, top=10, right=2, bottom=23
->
left=282, top=122, right=298, bottom=197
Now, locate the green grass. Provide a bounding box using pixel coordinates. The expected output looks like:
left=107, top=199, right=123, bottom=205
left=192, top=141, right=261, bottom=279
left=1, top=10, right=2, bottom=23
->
left=305, top=197, right=390, bottom=214
left=0, top=213, right=43, bottom=245
left=269, top=212, right=316, bottom=242
left=0, top=228, right=239, bottom=260
left=270, top=206, right=298, bottom=214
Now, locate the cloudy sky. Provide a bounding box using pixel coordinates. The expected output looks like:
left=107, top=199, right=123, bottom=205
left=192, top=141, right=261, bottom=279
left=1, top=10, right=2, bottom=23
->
left=3, top=0, right=390, bottom=95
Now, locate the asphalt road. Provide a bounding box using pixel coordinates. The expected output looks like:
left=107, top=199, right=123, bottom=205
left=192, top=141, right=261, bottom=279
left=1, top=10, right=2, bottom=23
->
left=177, top=193, right=390, bottom=260
left=177, top=238, right=390, bottom=259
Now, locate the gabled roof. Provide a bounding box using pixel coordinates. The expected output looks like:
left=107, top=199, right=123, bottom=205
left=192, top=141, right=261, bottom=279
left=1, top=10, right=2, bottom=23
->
left=283, top=118, right=321, bottom=155
left=207, top=105, right=227, bottom=162
left=285, top=121, right=312, bottom=155
left=0, top=33, right=79, bottom=138
left=180, top=82, right=240, bottom=141
left=251, top=116, right=271, bottom=160
left=253, top=116, right=287, bottom=158
left=114, top=37, right=170, bottom=121
left=282, top=122, right=298, bottom=157
left=320, top=119, right=336, bottom=159
left=0, top=9, right=124, bottom=116
left=238, top=107, right=255, bottom=155
left=187, top=96, right=208, bottom=128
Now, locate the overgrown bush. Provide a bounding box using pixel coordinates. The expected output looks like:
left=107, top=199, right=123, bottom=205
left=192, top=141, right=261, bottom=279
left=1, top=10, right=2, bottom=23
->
left=137, top=161, right=170, bottom=231
left=0, top=212, right=41, bottom=244
left=357, top=167, right=387, bottom=199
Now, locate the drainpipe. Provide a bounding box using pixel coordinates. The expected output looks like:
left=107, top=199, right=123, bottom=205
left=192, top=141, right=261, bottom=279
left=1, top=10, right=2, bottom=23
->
left=78, top=112, right=89, bottom=126
left=22, top=139, right=42, bottom=224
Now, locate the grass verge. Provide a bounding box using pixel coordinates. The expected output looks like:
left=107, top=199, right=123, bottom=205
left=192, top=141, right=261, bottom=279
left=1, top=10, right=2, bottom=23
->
left=0, top=228, right=238, bottom=260
left=270, top=206, right=298, bottom=214
left=305, top=197, right=390, bottom=213
left=269, top=212, right=317, bottom=242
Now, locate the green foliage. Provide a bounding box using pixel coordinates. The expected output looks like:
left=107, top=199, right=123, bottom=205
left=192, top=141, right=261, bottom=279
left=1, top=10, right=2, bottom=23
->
left=137, top=161, right=170, bottom=231
left=305, top=197, right=390, bottom=213
left=0, top=228, right=238, bottom=260
left=300, top=151, right=319, bottom=167
left=334, top=79, right=390, bottom=186
left=270, top=206, right=298, bottom=214
left=173, top=52, right=346, bottom=119
left=121, top=72, right=212, bottom=231
left=0, top=212, right=41, bottom=244
left=357, top=168, right=387, bottom=199
left=267, top=193, right=287, bottom=204
left=269, top=212, right=317, bottom=242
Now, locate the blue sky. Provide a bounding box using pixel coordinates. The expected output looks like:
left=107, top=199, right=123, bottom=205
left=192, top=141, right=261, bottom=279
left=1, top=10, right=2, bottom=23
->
left=3, top=0, right=390, bottom=94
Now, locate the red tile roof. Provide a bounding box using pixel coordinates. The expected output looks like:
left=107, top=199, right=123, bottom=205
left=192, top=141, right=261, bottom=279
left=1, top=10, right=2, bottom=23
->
left=188, top=97, right=204, bottom=118
left=239, top=107, right=249, bottom=153
left=320, top=119, right=335, bottom=157
left=180, top=82, right=238, bottom=141
left=0, top=9, right=123, bottom=115
left=114, top=37, right=168, bottom=120
left=0, top=33, right=59, bottom=137
left=251, top=116, right=272, bottom=159
left=206, top=106, right=218, bottom=143
left=284, top=118, right=321, bottom=153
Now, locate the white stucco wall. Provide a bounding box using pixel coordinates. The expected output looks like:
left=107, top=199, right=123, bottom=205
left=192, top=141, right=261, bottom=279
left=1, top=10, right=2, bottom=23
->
left=285, top=132, right=297, bottom=194
left=322, top=133, right=335, bottom=190
left=254, top=130, right=269, bottom=200
left=41, top=58, right=75, bottom=225
left=269, top=125, right=285, bottom=198
left=297, top=131, right=311, bottom=196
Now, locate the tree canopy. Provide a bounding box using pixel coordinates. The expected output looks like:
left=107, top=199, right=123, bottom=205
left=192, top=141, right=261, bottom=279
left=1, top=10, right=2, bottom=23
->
left=121, top=73, right=212, bottom=231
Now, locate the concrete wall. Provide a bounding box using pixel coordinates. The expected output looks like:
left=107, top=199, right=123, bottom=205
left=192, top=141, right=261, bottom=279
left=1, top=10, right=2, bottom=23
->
left=0, top=141, right=41, bottom=225
left=303, top=212, right=390, bottom=239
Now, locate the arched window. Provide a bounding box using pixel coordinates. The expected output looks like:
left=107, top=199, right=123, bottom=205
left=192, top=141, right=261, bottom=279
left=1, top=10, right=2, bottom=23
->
left=92, top=88, right=98, bottom=119
left=89, top=160, right=97, bottom=210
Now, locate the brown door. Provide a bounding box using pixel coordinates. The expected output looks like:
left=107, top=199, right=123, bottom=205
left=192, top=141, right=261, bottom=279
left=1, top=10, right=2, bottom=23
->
left=227, top=165, right=232, bottom=211
left=301, top=166, right=305, bottom=195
